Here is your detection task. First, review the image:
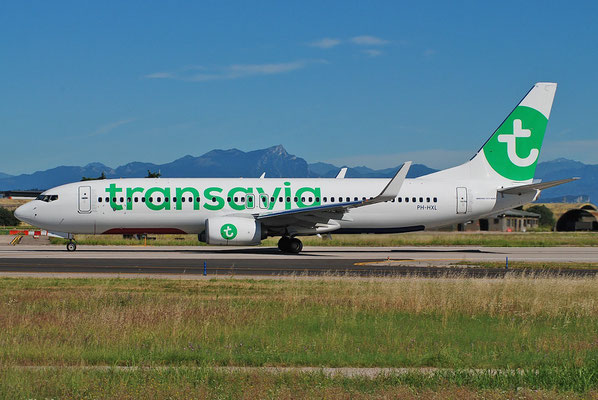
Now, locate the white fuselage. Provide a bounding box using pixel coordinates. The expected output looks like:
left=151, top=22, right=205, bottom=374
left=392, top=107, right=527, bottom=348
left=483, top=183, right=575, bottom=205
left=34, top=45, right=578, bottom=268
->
left=14, top=176, right=536, bottom=236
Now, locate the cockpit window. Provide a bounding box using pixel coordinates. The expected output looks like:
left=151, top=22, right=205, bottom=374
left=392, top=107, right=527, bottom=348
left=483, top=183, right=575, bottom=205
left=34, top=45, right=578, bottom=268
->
left=36, top=194, right=59, bottom=202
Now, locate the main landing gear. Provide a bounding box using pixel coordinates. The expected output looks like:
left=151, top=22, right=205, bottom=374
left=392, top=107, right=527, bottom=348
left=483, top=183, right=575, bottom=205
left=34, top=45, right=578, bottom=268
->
left=277, top=236, right=303, bottom=254
left=66, top=240, right=77, bottom=252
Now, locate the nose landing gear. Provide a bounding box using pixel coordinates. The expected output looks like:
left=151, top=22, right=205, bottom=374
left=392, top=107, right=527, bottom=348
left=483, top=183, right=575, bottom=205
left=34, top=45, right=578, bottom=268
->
left=277, top=236, right=303, bottom=254
left=66, top=240, right=77, bottom=252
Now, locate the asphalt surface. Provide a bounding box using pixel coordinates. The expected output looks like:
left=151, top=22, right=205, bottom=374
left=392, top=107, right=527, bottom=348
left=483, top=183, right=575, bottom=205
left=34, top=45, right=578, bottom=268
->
left=1, top=244, right=597, bottom=277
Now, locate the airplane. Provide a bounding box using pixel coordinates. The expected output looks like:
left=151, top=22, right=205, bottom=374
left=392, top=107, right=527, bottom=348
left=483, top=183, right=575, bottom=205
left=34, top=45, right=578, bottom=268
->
left=14, top=82, right=577, bottom=253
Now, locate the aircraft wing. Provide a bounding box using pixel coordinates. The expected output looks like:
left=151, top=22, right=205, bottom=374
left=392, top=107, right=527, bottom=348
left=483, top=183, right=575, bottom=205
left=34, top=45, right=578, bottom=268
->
left=498, top=177, right=579, bottom=195
left=255, top=162, right=412, bottom=229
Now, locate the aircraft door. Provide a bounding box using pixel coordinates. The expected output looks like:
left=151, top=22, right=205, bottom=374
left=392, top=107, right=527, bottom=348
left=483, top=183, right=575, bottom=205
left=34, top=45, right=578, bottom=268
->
left=78, top=186, right=92, bottom=213
left=456, top=187, right=467, bottom=214
left=258, top=194, right=268, bottom=209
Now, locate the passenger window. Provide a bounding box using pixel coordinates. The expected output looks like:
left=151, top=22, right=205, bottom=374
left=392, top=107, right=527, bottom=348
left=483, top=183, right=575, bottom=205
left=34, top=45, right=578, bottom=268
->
left=331, top=197, right=335, bottom=202
left=270, top=197, right=275, bottom=203
left=419, top=197, right=423, bottom=203
left=112, top=197, right=117, bottom=203
left=149, top=197, right=153, bottom=203
left=164, top=197, right=169, bottom=202
left=405, top=197, right=409, bottom=203
left=354, top=197, right=358, bottom=201
left=127, top=198, right=131, bottom=203
left=301, top=197, right=305, bottom=202
left=134, top=198, right=139, bottom=203
left=323, top=197, right=327, bottom=202
left=426, top=197, right=430, bottom=202
left=227, top=197, right=232, bottom=203
left=309, top=197, right=313, bottom=202
left=315, top=197, right=319, bottom=202
left=433, top=197, right=438, bottom=203
left=196, top=197, right=200, bottom=203
left=279, top=197, right=283, bottom=202
left=412, top=197, right=416, bottom=202
left=294, top=197, right=298, bottom=202
left=398, top=197, right=402, bottom=203
left=181, top=197, right=186, bottom=202
left=189, top=197, right=193, bottom=202
left=98, top=197, right=102, bottom=202
left=286, top=197, right=290, bottom=202
left=142, top=197, right=146, bottom=203
left=346, top=197, right=350, bottom=202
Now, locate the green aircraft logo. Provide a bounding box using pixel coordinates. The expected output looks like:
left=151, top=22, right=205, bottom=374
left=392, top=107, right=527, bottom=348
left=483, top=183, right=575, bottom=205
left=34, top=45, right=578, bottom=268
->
left=220, top=223, right=238, bottom=240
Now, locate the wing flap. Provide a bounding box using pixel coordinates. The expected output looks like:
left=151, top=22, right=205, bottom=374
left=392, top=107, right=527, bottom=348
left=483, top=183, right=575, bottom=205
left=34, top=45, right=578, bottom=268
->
left=256, top=162, right=412, bottom=227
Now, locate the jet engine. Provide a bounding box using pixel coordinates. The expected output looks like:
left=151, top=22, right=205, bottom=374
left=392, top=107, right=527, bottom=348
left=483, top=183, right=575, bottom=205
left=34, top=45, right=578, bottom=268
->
left=200, top=217, right=263, bottom=245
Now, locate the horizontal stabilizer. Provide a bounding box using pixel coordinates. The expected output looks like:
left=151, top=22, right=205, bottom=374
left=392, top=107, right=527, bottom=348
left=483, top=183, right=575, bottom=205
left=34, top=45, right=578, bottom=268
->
left=498, top=177, right=579, bottom=195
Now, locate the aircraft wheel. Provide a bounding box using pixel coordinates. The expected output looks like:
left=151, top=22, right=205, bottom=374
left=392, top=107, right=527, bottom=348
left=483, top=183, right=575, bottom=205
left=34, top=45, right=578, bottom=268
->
left=66, top=241, right=77, bottom=252
left=277, top=236, right=291, bottom=252
left=287, top=238, right=303, bottom=254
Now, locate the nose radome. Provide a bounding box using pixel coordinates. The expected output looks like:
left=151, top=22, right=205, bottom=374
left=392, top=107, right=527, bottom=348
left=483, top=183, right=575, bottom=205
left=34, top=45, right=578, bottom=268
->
left=14, top=203, right=32, bottom=223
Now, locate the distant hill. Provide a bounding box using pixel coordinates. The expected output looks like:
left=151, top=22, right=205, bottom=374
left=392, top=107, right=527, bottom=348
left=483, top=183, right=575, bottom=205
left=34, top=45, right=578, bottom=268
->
left=0, top=147, right=595, bottom=202
left=535, top=158, right=598, bottom=202
left=307, top=162, right=437, bottom=178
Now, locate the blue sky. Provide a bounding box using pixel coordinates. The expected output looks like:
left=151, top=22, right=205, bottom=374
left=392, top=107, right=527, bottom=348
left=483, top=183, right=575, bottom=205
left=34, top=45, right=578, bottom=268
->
left=1, top=1, right=597, bottom=175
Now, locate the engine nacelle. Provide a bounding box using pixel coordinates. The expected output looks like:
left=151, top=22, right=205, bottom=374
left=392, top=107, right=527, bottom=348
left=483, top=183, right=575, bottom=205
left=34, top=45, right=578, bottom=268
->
left=201, top=217, right=262, bottom=246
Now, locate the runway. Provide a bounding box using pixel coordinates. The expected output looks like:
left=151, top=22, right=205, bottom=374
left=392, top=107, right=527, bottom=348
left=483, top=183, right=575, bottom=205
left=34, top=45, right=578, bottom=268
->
left=0, top=244, right=597, bottom=277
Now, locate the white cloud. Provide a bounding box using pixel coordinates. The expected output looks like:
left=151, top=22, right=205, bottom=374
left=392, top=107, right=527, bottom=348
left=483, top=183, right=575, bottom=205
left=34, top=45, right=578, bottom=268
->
left=89, top=118, right=136, bottom=137
left=363, top=49, right=382, bottom=57
left=143, top=72, right=174, bottom=79
left=308, top=38, right=342, bottom=49
left=350, top=35, right=390, bottom=46
left=144, top=60, right=322, bottom=82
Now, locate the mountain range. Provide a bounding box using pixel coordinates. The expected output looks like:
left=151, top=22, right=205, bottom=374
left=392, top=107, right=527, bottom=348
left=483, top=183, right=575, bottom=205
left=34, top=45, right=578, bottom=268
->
left=0, top=145, right=595, bottom=202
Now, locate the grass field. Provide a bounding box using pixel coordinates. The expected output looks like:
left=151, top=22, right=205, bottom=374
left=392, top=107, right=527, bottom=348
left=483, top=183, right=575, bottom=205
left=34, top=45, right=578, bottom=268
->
left=46, top=231, right=598, bottom=247
left=1, top=276, right=597, bottom=397
left=456, top=261, right=598, bottom=270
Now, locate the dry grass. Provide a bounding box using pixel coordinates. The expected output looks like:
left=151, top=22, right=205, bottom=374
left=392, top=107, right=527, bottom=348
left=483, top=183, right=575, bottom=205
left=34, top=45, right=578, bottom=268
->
left=1, top=276, right=598, bottom=395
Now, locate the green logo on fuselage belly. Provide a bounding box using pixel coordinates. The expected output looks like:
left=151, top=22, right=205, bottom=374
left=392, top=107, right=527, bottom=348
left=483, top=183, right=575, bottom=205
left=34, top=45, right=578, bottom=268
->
left=482, top=106, right=548, bottom=181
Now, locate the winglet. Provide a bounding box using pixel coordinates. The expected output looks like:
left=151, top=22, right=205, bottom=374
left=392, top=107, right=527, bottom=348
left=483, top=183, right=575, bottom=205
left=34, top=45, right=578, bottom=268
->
left=259, top=172, right=266, bottom=179
left=335, top=167, right=348, bottom=179
left=373, top=161, right=411, bottom=202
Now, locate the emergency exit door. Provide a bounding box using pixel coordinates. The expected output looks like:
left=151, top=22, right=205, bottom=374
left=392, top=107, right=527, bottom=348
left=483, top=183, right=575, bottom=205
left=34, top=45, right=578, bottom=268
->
left=456, top=187, right=467, bottom=214
left=78, top=186, right=92, bottom=213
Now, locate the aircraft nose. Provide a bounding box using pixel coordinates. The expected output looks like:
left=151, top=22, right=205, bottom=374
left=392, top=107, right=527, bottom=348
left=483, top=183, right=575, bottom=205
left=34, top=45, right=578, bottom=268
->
left=14, top=203, right=34, bottom=224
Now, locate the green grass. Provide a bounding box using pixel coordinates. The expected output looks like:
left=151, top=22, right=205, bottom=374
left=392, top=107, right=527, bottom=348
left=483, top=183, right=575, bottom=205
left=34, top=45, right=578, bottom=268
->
left=48, top=231, right=598, bottom=247
left=1, top=276, right=598, bottom=395
left=2, top=367, right=597, bottom=398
